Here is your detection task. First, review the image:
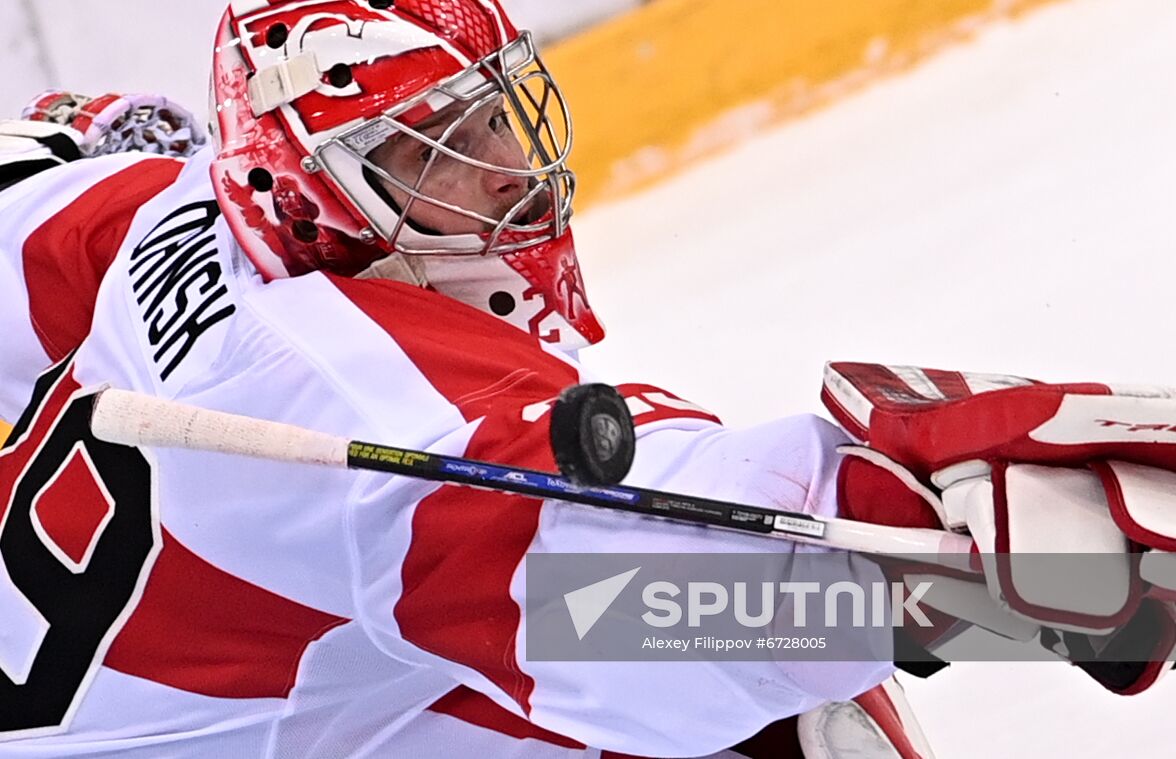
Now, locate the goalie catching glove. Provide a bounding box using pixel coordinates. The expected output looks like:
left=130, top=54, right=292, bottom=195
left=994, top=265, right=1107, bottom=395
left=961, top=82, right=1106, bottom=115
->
left=822, top=362, right=1176, bottom=695
left=0, top=90, right=206, bottom=192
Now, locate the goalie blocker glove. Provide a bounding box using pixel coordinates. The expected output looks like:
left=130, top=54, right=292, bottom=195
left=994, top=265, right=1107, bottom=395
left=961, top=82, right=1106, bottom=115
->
left=822, top=361, right=1176, bottom=695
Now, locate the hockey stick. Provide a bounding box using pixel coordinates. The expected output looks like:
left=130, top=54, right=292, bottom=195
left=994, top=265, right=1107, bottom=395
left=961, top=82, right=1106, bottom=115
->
left=89, top=388, right=975, bottom=564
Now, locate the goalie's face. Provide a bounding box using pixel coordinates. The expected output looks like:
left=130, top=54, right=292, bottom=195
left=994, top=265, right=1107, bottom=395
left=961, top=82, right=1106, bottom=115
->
left=366, top=96, right=551, bottom=237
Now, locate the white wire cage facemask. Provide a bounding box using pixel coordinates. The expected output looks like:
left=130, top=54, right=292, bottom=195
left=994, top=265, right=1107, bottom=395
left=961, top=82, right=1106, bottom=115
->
left=314, top=32, right=575, bottom=257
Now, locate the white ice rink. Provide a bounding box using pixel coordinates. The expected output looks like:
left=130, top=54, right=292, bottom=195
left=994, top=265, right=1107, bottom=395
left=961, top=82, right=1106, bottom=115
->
left=577, top=0, right=1176, bottom=756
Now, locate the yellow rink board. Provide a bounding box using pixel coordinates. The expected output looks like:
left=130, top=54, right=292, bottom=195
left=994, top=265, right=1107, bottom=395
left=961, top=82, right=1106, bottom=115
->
left=546, top=0, right=1063, bottom=208
left=1, top=419, right=10, bottom=444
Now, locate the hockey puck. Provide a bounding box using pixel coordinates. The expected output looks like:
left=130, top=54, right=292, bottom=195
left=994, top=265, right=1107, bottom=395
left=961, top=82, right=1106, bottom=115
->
left=549, top=383, right=635, bottom=486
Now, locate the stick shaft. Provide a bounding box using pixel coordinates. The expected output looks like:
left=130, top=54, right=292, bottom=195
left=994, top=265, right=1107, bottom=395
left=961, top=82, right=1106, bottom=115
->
left=349, top=440, right=974, bottom=562
left=91, top=388, right=974, bottom=563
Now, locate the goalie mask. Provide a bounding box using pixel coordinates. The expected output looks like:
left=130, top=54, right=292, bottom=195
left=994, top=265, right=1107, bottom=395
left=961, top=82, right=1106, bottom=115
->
left=210, top=0, right=603, bottom=350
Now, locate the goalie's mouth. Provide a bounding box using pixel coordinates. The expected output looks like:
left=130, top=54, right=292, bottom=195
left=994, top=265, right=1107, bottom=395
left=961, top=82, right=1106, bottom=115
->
left=506, top=185, right=551, bottom=227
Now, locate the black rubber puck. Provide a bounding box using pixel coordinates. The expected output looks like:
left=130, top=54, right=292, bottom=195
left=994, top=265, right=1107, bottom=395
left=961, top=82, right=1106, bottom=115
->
left=550, top=383, right=635, bottom=486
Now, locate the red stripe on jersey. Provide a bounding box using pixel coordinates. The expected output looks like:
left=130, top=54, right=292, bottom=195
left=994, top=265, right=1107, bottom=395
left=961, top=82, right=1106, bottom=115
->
left=428, top=686, right=585, bottom=749
left=104, top=529, right=348, bottom=699
left=329, top=276, right=577, bottom=714
left=427, top=687, right=691, bottom=758
left=616, top=383, right=722, bottom=426
left=329, top=276, right=576, bottom=417
left=22, top=158, right=184, bottom=361
left=398, top=397, right=569, bottom=711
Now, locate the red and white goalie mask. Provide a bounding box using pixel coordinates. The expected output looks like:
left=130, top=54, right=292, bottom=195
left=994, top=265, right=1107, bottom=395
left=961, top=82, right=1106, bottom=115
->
left=209, top=0, right=604, bottom=350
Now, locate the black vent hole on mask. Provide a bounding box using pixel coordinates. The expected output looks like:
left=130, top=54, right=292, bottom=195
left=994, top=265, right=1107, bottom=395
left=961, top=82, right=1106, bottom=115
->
left=327, top=64, right=354, bottom=88
left=489, top=291, right=516, bottom=316
left=265, top=24, right=288, bottom=49
left=248, top=168, right=274, bottom=192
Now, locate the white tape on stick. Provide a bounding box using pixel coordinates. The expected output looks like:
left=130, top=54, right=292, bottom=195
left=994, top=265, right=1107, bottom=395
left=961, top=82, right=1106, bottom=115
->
left=90, top=388, right=349, bottom=468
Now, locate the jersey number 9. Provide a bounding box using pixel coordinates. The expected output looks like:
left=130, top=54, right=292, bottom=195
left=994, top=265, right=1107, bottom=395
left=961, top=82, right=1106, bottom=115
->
left=0, top=357, right=159, bottom=739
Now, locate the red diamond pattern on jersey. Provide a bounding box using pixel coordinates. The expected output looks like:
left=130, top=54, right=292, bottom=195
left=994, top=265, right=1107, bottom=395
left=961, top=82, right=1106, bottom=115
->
left=429, top=687, right=585, bottom=749
left=31, top=445, right=114, bottom=569
left=105, top=530, right=348, bottom=699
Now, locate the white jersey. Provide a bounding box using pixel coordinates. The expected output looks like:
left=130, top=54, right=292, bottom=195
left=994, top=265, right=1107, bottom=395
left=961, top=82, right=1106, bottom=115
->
left=0, top=149, right=892, bottom=758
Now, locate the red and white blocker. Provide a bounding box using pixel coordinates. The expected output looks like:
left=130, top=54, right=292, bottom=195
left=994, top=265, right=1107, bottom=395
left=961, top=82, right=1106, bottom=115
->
left=823, top=361, right=1176, bottom=694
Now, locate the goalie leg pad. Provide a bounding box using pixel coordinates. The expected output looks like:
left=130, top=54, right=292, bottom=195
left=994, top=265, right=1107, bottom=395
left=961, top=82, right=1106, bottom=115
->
left=797, top=677, right=936, bottom=759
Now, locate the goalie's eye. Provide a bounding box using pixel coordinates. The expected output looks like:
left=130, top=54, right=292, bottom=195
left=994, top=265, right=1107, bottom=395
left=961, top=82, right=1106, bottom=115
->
left=488, top=110, right=510, bottom=133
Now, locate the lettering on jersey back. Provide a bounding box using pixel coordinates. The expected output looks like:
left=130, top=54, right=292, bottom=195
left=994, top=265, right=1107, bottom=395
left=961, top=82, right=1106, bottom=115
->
left=128, top=202, right=235, bottom=381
